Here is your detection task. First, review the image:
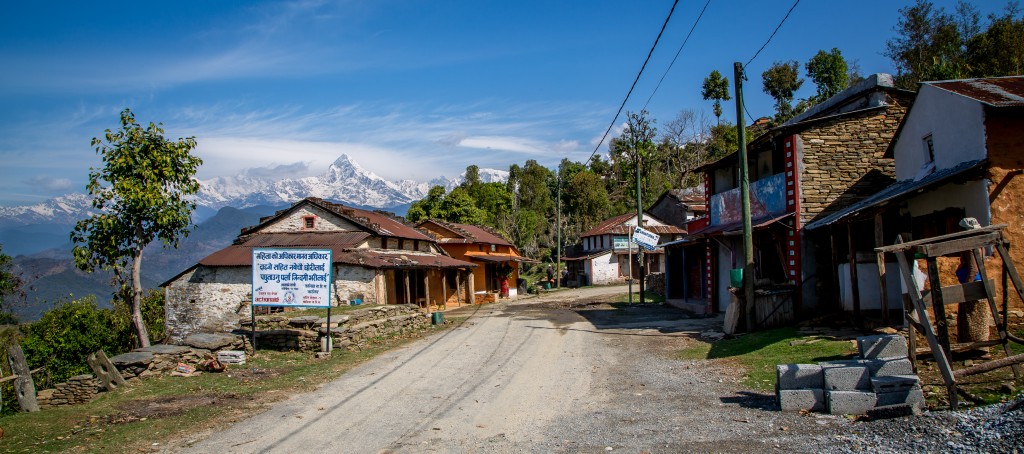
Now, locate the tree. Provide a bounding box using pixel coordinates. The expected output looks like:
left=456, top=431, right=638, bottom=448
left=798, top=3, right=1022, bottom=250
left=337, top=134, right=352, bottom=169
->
left=701, top=70, right=732, bottom=125
left=805, top=48, right=850, bottom=103
left=0, top=244, right=23, bottom=324
left=885, top=0, right=971, bottom=89
left=762, top=61, right=805, bottom=124
left=438, top=187, right=487, bottom=225
left=966, top=4, right=1024, bottom=77
left=71, top=108, right=202, bottom=348
left=406, top=185, right=446, bottom=223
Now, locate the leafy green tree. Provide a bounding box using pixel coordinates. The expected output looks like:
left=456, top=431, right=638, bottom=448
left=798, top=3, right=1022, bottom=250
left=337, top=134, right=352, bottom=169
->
left=438, top=187, right=487, bottom=225
left=0, top=244, right=23, bottom=324
left=762, top=61, right=805, bottom=124
left=20, top=296, right=124, bottom=387
left=71, top=108, right=202, bottom=348
left=473, top=182, right=514, bottom=227
left=966, top=4, right=1024, bottom=77
left=701, top=70, right=732, bottom=125
left=617, top=110, right=658, bottom=210
left=407, top=185, right=446, bottom=223
left=805, top=48, right=850, bottom=103
left=885, top=0, right=971, bottom=89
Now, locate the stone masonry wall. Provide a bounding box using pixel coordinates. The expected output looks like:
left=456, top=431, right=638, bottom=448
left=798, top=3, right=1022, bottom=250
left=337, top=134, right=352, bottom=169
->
left=36, top=375, right=99, bottom=408
left=261, top=205, right=363, bottom=233
left=165, top=266, right=252, bottom=343
left=799, top=93, right=913, bottom=226
left=242, top=304, right=430, bottom=351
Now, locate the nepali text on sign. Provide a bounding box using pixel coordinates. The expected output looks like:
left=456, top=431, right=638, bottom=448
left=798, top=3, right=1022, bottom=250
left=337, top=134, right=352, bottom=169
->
left=252, top=248, right=333, bottom=308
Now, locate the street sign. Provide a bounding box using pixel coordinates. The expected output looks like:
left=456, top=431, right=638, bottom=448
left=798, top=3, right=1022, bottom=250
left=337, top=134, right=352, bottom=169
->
left=252, top=248, right=333, bottom=308
left=631, top=226, right=659, bottom=251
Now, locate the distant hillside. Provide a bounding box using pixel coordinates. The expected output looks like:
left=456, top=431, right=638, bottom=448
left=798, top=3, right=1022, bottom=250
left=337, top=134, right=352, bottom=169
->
left=10, top=204, right=278, bottom=322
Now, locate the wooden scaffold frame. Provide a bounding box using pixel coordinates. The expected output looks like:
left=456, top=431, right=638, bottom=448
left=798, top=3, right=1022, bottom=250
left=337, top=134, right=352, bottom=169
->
left=876, top=224, right=1024, bottom=410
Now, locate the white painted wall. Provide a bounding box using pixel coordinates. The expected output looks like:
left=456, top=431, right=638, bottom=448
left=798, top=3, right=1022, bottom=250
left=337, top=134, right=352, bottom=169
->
left=588, top=251, right=620, bottom=285
left=165, top=266, right=252, bottom=343
left=893, top=84, right=987, bottom=180
left=907, top=179, right=992, bottom=226
left=837, top=262, right=903, bottom=311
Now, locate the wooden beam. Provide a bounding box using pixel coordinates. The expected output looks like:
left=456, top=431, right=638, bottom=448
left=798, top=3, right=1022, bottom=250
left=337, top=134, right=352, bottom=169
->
left=954, top=352, right=1024, bottom=379
left=972, top=248, right=1020, bottom=379
left=913, top=232, right=1002, bottom=258
left=920, top=280, right=995, bottom=306
left=0, top=367, right=43, bottom=384
left=926, top=257, right=953, bottom=365
left=874, top=213, right=890, bottom=325
left=848, top=223, right=862, bottom=325
left=875, top=224, right=1008, bottom=253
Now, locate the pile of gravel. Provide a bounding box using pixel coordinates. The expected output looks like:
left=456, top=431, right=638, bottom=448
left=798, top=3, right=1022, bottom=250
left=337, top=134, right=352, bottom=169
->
left=819, top=396, right=1024, bottom=453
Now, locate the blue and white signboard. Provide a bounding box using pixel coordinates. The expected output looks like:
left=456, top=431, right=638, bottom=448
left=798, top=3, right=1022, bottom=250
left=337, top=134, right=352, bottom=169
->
left=252, top=248, right=333, bottom=308
left=631, top=226, right=660, bottom=251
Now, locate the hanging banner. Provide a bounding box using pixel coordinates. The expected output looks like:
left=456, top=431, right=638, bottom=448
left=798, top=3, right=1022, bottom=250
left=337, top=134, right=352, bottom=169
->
left=631, top=226, right=660, bottom=251
left=252, top=248, right=333, bottom=307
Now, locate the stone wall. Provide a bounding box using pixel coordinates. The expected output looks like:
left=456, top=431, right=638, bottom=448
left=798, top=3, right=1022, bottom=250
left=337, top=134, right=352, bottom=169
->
left=165, top=266, right=252, bottom=343
left=242, top=304, right=431, bottom=351
left=261, top=205, right=362, bottom=233
left=36, top=375, right=99, bottom=408
left=799, top=93, right=913, bottom=226
left=645, top=272, right=666, bottom=296
left=111, top=344, right=229, bottom=380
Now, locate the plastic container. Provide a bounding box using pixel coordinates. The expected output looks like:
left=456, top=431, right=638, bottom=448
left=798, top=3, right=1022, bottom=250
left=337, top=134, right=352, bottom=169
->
left=431, top=312, right=445, bottom=325
left=729, top=268, right=744, bottom=287
left=352, top=298, right=362, bottom=305
left=542, top=281, right=551, bottom=290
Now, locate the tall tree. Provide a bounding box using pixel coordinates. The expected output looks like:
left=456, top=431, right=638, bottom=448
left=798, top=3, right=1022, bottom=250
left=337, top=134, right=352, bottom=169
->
left=885, top=0, right=971, bottom=89
left=701, top=70, right=732, bottom=125
left=966, top=4, right=1024, bottom=76
left=71, top=108, right=202, bottom=348
left=805, top=48, right=850, bottom=103
left=438, top=187, right=486, bottom=225
left=0, top=244, right=24, bottom=324
left=406, top=185, right=446, bottom=223
left=761, top=61, right=805, bottom=124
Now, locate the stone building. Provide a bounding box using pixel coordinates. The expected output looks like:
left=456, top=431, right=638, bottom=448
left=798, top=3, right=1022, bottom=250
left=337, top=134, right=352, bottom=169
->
left=162, top=197, right=476, bottom=342
left=415, top=219, right=529, bottom=302
left=806, top=76, right=1024, bottom=320
left=667, top=74, right=915, bottom=322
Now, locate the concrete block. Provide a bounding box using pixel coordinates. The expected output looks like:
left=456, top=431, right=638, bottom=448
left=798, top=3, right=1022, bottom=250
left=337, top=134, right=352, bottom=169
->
left=827, top=390, right=878, bottom=415
left=876, top=387, right=924, bottom=411
left=824, top=365, right=871, bottom=391
left=776, top=364, right=824, bottom=390
left=779, top=388, right=826, bottom=412
left=818, top=359, right=866, bottom=369
left=864, top=358, right=914, bottom=377
left=857, top=334, right=908, bottom=359
left=871, top=375, right=920, bottom=393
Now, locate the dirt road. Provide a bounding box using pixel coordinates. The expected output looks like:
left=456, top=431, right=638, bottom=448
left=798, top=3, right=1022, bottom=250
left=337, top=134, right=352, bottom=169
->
left=185, top=286, right=836, bottom=453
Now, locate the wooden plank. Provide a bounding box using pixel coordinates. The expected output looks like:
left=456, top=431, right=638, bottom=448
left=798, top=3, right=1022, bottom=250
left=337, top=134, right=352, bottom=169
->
left=7, top=345, right=39, bottom=412
left=848, top=224, right=862, bottom=325
left=995, top=243, right=1024, bottom=320
left=893, top=240, right=957, bottom=409
left=875, top=214, right=890, bottom=325
left=972, top=248, right=1020, bottom=379
left=915, top=339, right=1004, bottom=356
left=88, top=349, right=126, bottom=392
left=926, top=258, right=953, bottom=364
left=903, top=295, right=917, bottom=370
left=913, top=233, right=1002, bottom=257
left=920, top=280, right=994, bottom=306
left=0, top=367, right=43, bottom=384
left=875, top=224, right=1008, bottom=253
left=954, top=352, right=1024, bottom=379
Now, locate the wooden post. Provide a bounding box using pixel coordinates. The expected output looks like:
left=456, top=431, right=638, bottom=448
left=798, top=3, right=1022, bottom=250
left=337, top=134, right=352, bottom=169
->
left=830, top=227, right=842, bottom=312
left=404, top=271, right=412, bottom=305
left=971, top=248, right=1020, bottom=379
left=7, top=345, right=39, bottom=412
left=442, top=271, right=448, bottom=309
left=467, top=271, right=476, bottom=304
left=875, top=213, right=890, bottom=325
left=926, top=257, right=953, bottom=364
left=423, top=270, right=431, bottom=312
left=848, top=223, right=862, bottom=325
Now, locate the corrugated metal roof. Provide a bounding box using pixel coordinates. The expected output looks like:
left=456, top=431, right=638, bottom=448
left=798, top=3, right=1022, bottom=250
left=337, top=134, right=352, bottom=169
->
left=246, top=197, right=433, bottom=242
left=197, top=244, right=475, bottom=269
left=580, top=212, right=688, bottom=238
left=804, top=159, right=987, bottom=230
left=580, top=212, right=636, bottom=237
left=417, top=219, right=513, bottom=246
left=930, top=76, right=1024, bottom=107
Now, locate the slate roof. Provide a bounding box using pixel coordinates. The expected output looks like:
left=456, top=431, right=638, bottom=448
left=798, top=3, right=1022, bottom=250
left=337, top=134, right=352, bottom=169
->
left=245, top=197, right=432, bottom=242
left=579, top=212, right=686, bottom=238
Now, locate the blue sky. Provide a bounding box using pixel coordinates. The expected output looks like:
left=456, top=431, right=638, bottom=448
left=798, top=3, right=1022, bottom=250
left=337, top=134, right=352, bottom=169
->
left=0, top=0, right=1006, bottom=206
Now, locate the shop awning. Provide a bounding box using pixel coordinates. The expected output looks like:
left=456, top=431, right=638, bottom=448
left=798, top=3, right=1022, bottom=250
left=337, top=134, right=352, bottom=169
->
left=686, top=212, right=794, bottom=238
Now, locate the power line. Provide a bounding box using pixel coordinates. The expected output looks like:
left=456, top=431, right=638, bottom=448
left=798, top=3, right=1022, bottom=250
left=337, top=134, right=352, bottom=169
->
left=744, top=0, right=800, bottom=68
left=643, top=0, right=713, bottom=111
left=587, top=0, right=680, bottom=164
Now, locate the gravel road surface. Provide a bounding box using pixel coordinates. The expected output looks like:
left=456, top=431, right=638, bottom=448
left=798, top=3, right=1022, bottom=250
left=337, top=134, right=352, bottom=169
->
left=186, top=286, right=1010, bottom=453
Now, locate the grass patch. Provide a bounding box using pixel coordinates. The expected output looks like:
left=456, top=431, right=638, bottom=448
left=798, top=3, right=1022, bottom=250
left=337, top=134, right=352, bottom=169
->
left=678, top=327, right=857, bottom=391
left=612, top=291, right=665, bottom=304
left=0, top=322, right=454, bottom=453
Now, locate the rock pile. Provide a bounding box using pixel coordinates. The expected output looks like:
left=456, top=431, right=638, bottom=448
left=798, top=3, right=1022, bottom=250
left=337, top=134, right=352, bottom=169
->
left=110, top=344, right=221, bottom=380
left=236, top=304, right=431, bottom=352
left=36, top=374, right=98, bottom=407
left=778, top=334, right=924, bottom=417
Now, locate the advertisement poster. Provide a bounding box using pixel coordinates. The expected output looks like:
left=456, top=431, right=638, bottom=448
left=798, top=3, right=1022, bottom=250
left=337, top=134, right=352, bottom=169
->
left=252, top=248, right=333, bottom=308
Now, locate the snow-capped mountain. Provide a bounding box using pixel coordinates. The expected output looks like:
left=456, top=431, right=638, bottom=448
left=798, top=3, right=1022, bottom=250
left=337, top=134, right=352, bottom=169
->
left=0, top=154, right=509, bottom=228
left=0, top=193, right=96, bottom=228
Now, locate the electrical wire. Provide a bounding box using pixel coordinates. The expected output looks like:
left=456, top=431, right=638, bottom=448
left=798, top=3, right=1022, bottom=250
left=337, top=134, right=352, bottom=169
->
left=744, top=0, right=801, bottom=69
left=642, top=0, right=713, bottom=111
left=586, top=0, right=680, bottom=164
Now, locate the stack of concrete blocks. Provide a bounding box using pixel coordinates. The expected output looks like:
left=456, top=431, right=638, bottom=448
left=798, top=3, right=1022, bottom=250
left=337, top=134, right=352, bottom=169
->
left=777, top=334, right=924, bottom=416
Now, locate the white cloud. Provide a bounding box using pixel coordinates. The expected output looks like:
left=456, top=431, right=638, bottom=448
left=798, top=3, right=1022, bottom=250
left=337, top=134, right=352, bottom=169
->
left=24, top=176, right=73, bottom=192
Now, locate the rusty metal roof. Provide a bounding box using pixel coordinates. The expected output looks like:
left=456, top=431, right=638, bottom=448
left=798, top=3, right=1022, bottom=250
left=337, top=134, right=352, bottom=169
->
left=930, top=76, right=1024, bottom=107
left=580, top=212, right=686, bottom=238
left=198, top=244, right=475, bottom=269
left=245, top=197, right=433, bottom=241
left=417, top=219, right=513, bottom=246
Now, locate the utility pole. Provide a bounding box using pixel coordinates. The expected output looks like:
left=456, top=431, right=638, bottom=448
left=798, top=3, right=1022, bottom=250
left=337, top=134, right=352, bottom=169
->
left=636, top=150, right=645, bottom=304
left=734, top=62, right=755, bottom=331
left=556, top=171, right=562, bottom=289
